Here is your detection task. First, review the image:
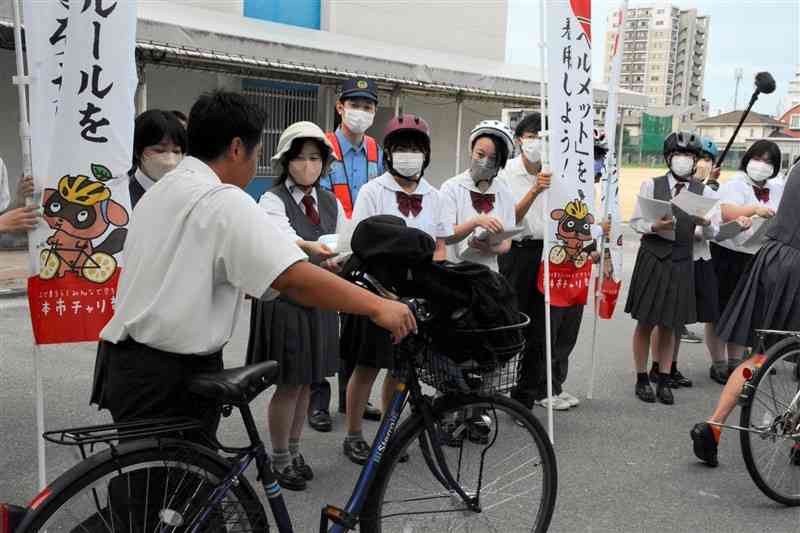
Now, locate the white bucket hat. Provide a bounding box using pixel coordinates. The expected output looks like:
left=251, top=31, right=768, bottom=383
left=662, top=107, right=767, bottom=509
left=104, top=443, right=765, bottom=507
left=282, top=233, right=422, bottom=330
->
left=271, top=121, right=335, bottom=177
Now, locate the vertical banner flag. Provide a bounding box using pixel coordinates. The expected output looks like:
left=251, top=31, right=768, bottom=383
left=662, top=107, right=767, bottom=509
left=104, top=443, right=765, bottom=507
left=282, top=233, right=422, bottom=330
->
left=597, top=1, right=627, bottom=319
left=25, top=0, right=137, bottom=345
left=538, top=0, right=596, bottom=307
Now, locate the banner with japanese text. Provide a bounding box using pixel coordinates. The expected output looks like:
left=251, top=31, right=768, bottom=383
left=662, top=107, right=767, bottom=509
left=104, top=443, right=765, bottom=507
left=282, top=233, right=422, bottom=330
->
left=596, top=1, right=627, bottom=318
left=24, top=0, right=137, bottom=344
left=537, top=0, right=596, bottom=308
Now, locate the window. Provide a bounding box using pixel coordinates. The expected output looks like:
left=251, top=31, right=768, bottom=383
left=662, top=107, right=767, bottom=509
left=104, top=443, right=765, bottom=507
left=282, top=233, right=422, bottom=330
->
left=651, top=76, right=660, bottom=81
left=656, top=20, right=664, bottom=26
left=657, top=8, right=665, bottom=14
left=791, top=115, right=800, bottom=129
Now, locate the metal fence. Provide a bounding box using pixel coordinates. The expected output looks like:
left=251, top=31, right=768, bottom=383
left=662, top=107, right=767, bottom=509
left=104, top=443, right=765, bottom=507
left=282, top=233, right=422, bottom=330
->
left=243, top=81, right=319, bottom=177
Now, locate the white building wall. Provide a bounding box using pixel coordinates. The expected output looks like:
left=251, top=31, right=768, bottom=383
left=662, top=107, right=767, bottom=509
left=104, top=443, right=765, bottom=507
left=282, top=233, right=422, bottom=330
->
left=161, top=0, right=243, bottom=15
left=324, top=0, right=508, bottom=62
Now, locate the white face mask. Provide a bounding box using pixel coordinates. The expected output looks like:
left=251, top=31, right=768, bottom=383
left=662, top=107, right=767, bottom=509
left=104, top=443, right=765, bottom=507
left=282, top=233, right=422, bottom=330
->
left=392, top=152, right=425, bottom=178
left=141, top=153, right=182, bottom=181
left=288, top=158, right=323, bottom=187
left=470, top=157, right=498, bottom=183
left=670, top=155, right=695, bottom=178
left=746, top=160, right=774, bottom=183
left=521, top=138, right=542, bottom=163
left=343, top=109, right=375, bottom=135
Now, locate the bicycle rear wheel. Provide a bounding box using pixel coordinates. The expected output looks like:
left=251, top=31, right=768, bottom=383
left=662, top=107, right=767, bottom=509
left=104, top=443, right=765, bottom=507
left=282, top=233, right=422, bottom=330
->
left=17, top=438, right=268, bottom=532
left=361, top=393, right=557, bottom=533
left=740, top=336, right=800, bottom=506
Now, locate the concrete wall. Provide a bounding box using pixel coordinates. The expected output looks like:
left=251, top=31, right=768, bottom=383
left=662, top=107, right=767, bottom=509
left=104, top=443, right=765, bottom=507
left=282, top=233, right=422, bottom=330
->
left=324, top=0, right=508, bottom=62
left=165, top=0, right=243, bottom=15
left=0, top=51, right=23, bottom=196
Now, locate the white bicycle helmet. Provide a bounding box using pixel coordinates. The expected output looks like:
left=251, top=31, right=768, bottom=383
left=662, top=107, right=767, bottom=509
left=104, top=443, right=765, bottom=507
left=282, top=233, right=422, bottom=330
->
left=469, top=120, right=515, bottom=168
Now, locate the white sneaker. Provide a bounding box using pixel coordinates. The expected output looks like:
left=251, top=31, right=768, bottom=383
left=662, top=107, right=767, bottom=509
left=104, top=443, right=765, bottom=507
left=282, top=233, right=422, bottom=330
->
left=557, top=391, right=580, bottom=407
left=534, top=396, right=571, bottom=411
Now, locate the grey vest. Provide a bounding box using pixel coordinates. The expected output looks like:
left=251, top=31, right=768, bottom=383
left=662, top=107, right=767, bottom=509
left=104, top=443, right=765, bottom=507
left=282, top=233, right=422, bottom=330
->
left=640, top=174, right=703, bottom=262
left=270, top=183, right=338, bottom=246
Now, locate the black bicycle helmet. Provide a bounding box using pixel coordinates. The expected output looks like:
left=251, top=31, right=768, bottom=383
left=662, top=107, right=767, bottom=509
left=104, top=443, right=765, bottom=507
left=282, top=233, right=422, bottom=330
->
left=663, top=131, right=702, bottom=163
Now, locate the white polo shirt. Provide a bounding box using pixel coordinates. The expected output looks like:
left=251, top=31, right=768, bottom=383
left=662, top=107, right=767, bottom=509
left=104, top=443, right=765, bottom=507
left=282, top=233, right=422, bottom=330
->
left=341, top=172, right=452, bottom=251
left=440, top=171, right=516, bottom=272
left=497, top=156, right=546, bottom=240
left=100, top=156, right=307, bottom=354
left=716, top=171, right=784, bottom=255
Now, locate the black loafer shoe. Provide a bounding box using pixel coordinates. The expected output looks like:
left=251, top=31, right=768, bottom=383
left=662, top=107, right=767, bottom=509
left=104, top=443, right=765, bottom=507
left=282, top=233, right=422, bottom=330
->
left=273, top=464, right=306, bottom=491
left=690, top=422, right=719, bottom=467
left=363, top=402, right=382, bottom=422
left=649, top=367, right=659, bottom=384
left=308, top=410, right=332, bottom=432
left=709, top=366, right=728, bottom=385
left=635, top=382, right=656, bottom=403
left=656, top=382, right=674, bottom=405
left=671, top=369, right=693, bottom=388
left=292, top=453, right=314, bottom=481
left=343, top=439, right=371, bottom=465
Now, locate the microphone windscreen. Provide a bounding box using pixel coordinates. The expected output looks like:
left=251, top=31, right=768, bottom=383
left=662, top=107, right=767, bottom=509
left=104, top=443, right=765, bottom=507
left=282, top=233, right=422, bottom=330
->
left=755, top=72, right=776, bottom=94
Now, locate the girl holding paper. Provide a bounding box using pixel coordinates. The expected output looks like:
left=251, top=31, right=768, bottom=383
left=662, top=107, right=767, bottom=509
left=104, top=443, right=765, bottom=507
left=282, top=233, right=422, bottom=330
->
left=440, top=120, right=517, bottom=273
left=339, top=114, right=451, bottom=466
left=708, top=140, right=784, bottom=378
left=626, top=132, right=718, bottom=405
left=247, top=121, right=344, bottom=491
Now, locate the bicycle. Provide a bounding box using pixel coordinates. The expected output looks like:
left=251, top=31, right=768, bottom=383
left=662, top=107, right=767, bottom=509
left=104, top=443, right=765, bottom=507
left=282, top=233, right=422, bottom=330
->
left=15, top=276, right=557, bottom=532
left=39, top=244, right=117, bottom=283
left=715, top=329, right=800, bottom=506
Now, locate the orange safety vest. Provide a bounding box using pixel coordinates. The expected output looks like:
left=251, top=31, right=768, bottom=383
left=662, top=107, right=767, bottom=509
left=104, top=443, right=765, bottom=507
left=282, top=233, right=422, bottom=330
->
left=324, top=132, right=380, bottom=218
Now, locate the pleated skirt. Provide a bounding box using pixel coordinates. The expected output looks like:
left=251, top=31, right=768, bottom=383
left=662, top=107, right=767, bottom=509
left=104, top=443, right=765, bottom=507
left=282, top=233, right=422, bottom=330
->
left=625, top=246, right=696, bottom=329
left=717, top=240, right=800, bottom=347
left=245, top=298, right=339, bottom=386
left=694, top=258, right=721, bottom=324
left=340, top=313, right=395, bottom=370
left=710, top=243, right=754, bottom=315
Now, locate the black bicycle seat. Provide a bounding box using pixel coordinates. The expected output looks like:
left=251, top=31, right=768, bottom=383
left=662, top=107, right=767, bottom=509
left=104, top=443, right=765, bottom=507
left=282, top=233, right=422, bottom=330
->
left=187, top=361, right=280, bottom=405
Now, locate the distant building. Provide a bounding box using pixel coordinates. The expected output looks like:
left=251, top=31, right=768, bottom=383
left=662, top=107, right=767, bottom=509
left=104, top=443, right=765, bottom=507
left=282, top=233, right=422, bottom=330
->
left=695, top=111, right=787, bottom=169
left=788, top=65, right=800, bottom=112
left=603, top=4, right=709, bottom=108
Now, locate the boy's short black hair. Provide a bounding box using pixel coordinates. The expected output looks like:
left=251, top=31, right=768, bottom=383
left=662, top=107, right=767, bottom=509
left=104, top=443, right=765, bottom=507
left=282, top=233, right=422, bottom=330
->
left=739, top=139, right=782, bottom=179
left=514, top=113, right=543, bottom=139
left=171, top=110, right=188, bottom=123
left=133, top=109, right=187, bottom=168
left=187, top=91, right=266, bottom=162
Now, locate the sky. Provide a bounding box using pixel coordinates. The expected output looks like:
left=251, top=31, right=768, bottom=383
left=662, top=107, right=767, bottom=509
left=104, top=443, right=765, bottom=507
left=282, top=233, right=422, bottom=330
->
left=506, top=0, right=800, bottom=117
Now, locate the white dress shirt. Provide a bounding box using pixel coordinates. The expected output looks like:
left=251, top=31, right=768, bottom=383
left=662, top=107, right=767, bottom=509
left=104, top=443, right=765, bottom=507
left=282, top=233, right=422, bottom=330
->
left=134, top=168, right=157, bottom=193
left=341, top=172, right=452, bottom=252
left=716, top=171, right=785, bottom=255
left=0, top=157, right=10, bottom=212
left=440, top=171, right=517, bottom=272
left=630, top=174, right=718, bottom=244
left=258, top=178, right=348, bottom=242
left=497, top=156, right=546, bottom=240
left=100, top=156, right=307, bottom=354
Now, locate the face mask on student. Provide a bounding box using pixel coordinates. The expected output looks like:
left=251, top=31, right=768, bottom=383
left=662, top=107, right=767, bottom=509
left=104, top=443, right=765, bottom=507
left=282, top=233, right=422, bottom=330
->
left=289, top=158, right=323, bottom=187
left=746, top=160, right=774, bottom=183
left=470, top=157, right=498, bottom=183
left=521, top=138, right=542, bottom=163
left=343, top=109, right=375, bottom=135
left=670, top=155, right=694, bottom=178
left=392, top=152, right=425, bottom=179
left=141, top=153, right=182, bottom=181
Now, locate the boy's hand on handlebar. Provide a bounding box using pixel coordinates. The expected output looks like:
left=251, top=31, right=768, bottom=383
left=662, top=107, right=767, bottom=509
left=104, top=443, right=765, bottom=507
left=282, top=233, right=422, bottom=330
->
left=370, top=300, right=417, bottom=344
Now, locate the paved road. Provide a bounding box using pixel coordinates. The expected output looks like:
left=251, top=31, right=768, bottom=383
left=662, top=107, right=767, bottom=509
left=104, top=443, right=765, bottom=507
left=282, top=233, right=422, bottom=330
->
left=1, top=229, right=799, bottom=532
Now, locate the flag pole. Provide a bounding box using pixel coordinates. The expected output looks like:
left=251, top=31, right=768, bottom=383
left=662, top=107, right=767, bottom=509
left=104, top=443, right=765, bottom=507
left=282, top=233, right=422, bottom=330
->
left=12, top=0, right=46, bottom=490
left=538, top=0, right=554, bottom=443
left=588, top=0, right=628, bottom=400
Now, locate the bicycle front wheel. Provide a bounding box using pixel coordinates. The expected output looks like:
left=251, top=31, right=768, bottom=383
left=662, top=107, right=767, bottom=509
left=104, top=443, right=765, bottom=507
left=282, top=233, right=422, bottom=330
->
left=740, top=336, right=800, bottom=506
left=361, top=393, right=557, bottom=533
left=17, top=438, right=268, bottom=532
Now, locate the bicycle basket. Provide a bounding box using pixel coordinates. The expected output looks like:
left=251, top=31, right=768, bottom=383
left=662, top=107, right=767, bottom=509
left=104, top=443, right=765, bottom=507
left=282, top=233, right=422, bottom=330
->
left=402, top=313, right=529, bottom=395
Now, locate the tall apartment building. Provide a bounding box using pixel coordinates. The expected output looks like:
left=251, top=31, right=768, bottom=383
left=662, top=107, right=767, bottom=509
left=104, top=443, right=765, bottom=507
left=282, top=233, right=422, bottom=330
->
left=789, top=65, right=800, bottom=111
left=603, top=4, right=709, bottom=108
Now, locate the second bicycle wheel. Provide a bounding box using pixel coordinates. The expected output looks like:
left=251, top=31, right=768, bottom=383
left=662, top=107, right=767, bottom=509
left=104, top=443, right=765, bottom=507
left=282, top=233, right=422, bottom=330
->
left=740, top=336, right=800, bottom=506
left=17, top=438, right=268, bottom=532
left=361, top=393, right=557, bottom=533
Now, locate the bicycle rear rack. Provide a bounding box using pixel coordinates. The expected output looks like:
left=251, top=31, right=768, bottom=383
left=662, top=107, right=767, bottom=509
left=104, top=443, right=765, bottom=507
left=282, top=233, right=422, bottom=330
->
left=43, top=418, right=205, bottom=458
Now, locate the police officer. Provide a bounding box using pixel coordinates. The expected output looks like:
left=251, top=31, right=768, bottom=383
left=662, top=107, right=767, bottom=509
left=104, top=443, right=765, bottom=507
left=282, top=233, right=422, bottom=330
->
left=310, top=78, right=385, bottom=431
